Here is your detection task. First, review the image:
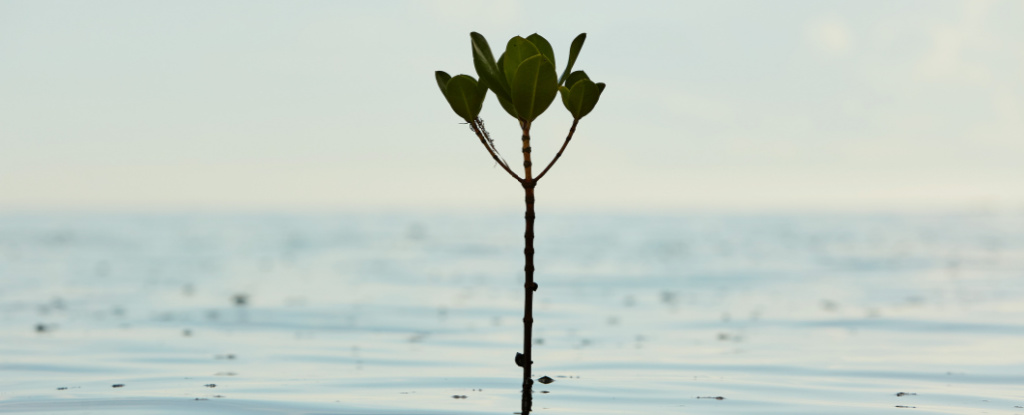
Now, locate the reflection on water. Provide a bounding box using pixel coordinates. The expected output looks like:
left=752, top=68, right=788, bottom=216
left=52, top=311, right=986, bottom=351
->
left=1, top=211, right=1023, bottom=414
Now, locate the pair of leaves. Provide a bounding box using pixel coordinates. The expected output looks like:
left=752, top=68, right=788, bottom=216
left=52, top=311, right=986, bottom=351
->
left=435, top=71, right=486, bottom=123
left=558, top=71, right=606, bottom=120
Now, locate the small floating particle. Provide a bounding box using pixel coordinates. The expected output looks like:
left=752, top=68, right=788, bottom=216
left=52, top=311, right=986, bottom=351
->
left=214, top=372, right=237, bottom=376
left=895, top=405, right=916, bottom=408
left=540, top=390, right=549, bottom=394
left=204, top=384, right=216, bottom=388
left=57, top=387, right=67, bottom=390
left=194, top=398, right=208, bottom=401
left=232, top=294, right=248, bottom=306
left=112, top=384, right=125, bottom=388
left=213, top=395, right=224, bottom=398
left=537, top=376, right=554, bottom=384
left=183, top=329, right=192, bottom=337
left=896, top=392, right=917, bottom=397
left=697, top=396, right=725, bottom=400
left=451, top=395, right=467, bottom=399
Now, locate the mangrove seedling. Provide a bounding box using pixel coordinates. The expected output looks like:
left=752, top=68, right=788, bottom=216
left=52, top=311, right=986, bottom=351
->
left=435, top=32, right=605, bottom=396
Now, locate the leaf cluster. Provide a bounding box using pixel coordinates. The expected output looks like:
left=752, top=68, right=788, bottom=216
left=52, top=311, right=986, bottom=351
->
left=436, top=33, right=605, bottom=123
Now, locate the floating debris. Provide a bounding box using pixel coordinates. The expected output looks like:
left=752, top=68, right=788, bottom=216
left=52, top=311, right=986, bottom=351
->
left=896, top=392, right=917, bottom=397
left=697, top=396, right=725, bottom=400
left=214, top=372, right=237, bottom=376
left=112, top=384, right=125, bottom=388
left=232, top=294, right=248, bottom=306
left=214, top=354, right=236, bottom=360
left=537, top=376, right=554, bottom=384
left=56, top=387, right=67, bottom=390
left=895, top=405, right=916, bottom=408
left=204, top=384, right=216, bottom=388
left=451, top=395, right=467, bottom=399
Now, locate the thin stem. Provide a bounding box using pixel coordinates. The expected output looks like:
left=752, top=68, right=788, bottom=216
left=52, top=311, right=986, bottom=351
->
left=520, top=389, right=532, bottom=415
left=519, top=121, right=536, bottom=396
left=470, top=119, right=523, bottom=183
left=534, top=118, right=579, bottom=182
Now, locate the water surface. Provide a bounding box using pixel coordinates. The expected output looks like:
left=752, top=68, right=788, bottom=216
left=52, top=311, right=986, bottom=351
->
left=1, top=212, right=1023, bottom=414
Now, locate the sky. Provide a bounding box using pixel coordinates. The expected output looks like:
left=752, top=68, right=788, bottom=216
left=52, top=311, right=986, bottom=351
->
left=1, top=1, right=1022, bottom=213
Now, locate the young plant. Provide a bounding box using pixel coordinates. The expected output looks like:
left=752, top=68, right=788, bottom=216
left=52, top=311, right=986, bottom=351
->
left=435, top=32, right=605, bottom=394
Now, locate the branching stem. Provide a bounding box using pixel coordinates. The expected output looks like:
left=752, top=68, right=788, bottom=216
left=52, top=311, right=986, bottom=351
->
left=534, top=118, right=580, bottom=182
left=470, top=119, right=523, bottom=183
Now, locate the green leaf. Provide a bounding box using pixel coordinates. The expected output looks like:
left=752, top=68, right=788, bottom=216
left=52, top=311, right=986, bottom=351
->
left=565, top=70, right=590, bottom=89
left=502, top=36, right=540, bottom=87
left=563, top=79, right=601, bottom=119
left=558, top=33, right=586, bottom=86
left=443, top=75, right=486, bottom=123
left=495, top=54, right=518, bottom=119
left=497, top=52, right=506, bottom=83
left=435, top=71, right=451, bottom=95
left=497, top=94, right=518, bottom=118
left=470, top=32, right=511, bottom=102
left=526, top=34, right=556, bottom=69
left=558, top=85, right=571, bottom=109
left=477, top=77, right=490, bottom=98
left=596, top=82, right=606, bottom=94
left=511, top=54, right=558, bottom=122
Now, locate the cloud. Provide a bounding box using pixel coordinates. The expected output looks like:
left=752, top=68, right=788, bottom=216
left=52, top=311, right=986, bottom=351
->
left=806, top=16, right=853, bottom=57
left=914, top=1, right=994, bottom=84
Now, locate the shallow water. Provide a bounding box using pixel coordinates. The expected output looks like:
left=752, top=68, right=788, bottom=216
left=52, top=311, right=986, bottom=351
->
left=1, top=212, right=1023, bottom=414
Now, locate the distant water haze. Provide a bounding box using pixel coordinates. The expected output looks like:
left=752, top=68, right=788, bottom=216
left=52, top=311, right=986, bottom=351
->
left=1, top=1, right=1022, bottom=212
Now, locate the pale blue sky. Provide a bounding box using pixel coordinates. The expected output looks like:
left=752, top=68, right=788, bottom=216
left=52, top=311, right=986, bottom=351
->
left=1, top=1, right=1022, bottom=212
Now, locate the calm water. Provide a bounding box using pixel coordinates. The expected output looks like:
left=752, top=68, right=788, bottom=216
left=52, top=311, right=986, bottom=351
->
left=1, top=212, right=1023, bottom=414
